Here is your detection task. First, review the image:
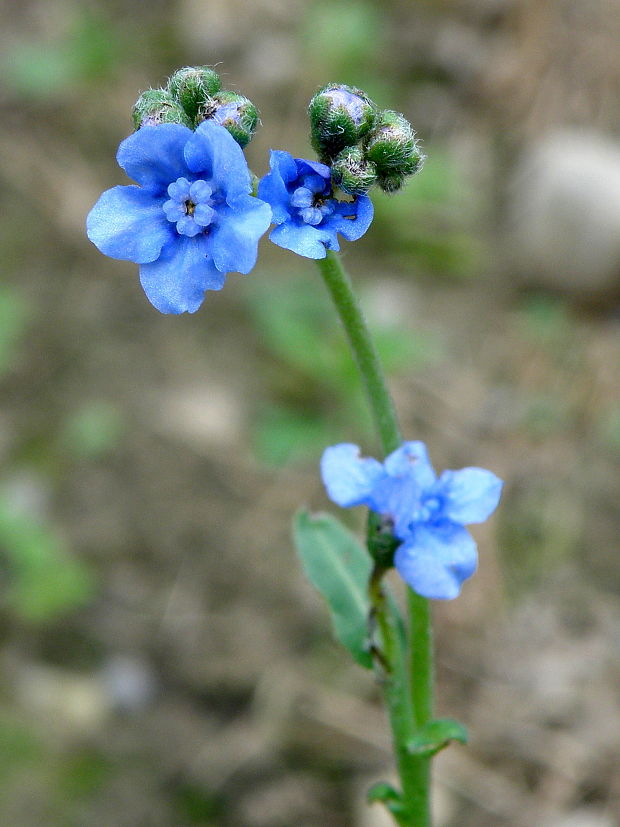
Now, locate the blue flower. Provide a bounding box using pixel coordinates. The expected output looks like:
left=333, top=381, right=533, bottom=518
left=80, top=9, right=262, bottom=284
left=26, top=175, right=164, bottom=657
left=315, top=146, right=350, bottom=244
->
left=87, top=121, right=272, bottom=314
left=321, top=442, right=503, bottom=600
left=257, top=151, right=374, bottom=259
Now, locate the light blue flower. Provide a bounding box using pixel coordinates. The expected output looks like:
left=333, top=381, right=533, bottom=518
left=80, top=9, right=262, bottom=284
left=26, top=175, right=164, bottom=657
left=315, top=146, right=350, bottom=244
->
left=321, top=442, right=503, bottom=599
left=257, top=151, right=374, bottom=259
left=87, top=121, right=272, bottom=314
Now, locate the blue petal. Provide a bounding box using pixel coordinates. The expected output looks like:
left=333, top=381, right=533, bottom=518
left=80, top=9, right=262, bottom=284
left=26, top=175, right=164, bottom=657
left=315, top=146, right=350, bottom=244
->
left=87, top=185, right=172, bottom=263
left=270, top=150, right=299, bottom=183
left=258, top=151, right=298, bottom=225
left=184, top=121, right=251, bottom=201
left=369, top=443, right=438, bottom=539
left=384, top=442, right=436, bottom=487
left=117, top=125, right=193, bottom=193
left=295, top=158, right=331, bottom=184
left=138, top=235, right=225, bottom=314
left=394, top=522, right=477, bottom=599
left=321, top=443, right=385, bottom=508
left=437, top=468, right=503, bottom=525
left=210, top=196, right=272, bottom=274
left=330, top=195, right=374, bottom=242
left=303, top=174, right=329, bottom=194
left=269, top=221, right=338, bottom=259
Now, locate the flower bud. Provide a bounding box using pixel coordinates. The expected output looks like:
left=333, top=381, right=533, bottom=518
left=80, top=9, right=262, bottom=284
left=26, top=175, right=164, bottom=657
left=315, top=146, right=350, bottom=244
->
left=376, top=171, right=406, bottom=194
left=132, top=89, right=193, bottom=130
left=195, top=91, right=259, bottom=148
left=308, top=83, right=377, bottom=163
left=331, top=146, right=377, bottom=196
left=166, top=66, right=222, bottom=121
left=365, top=110, right=424, bottom=178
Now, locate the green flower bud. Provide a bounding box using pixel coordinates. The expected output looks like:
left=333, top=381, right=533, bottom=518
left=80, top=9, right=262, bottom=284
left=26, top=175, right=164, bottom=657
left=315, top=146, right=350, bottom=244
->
left=309, top=83, right=377, bottom=163
left=166, top=66, right=222, bottom=121
left=376, top=171, right=407, bottom=194
left=195, top=91, right=259, bottom=147
left=132, top=89, right=193, bottom=130
left=365, top=109, right=424, bottom=176
left=331, top=146, right=378, bottom=196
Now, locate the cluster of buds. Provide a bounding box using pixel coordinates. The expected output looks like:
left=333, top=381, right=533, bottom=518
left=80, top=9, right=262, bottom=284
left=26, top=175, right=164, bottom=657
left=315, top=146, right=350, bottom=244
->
left=132, top=66, right=259, bottom=148
left=308, top=83, right=424, bottom=195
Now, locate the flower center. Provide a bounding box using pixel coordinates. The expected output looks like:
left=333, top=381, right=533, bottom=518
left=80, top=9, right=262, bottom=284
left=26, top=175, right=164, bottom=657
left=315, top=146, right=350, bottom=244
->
left=289, top=173, right=335, bottom=227
left=409, top=495, right=443, bottom=527
left=163, top=177, right=216, bottom=237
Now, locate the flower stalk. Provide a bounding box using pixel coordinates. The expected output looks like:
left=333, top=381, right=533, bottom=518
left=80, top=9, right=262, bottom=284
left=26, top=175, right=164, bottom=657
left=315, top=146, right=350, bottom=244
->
left=316, top=249, right=433, bottom=826
left=315, top=250, right=401, bottom=454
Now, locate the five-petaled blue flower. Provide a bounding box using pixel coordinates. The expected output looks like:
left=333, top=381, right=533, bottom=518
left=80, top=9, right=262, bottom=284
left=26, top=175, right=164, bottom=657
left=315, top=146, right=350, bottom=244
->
left=87, top=121, right=272, bottom=314
left=321, top=442, right=503, bottom=600
left=257, top=151, right=373, bottom=259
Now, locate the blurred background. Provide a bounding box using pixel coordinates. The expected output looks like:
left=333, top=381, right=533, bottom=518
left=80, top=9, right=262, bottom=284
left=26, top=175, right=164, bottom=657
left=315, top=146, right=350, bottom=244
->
left=1, top=0, right=619, bottom=824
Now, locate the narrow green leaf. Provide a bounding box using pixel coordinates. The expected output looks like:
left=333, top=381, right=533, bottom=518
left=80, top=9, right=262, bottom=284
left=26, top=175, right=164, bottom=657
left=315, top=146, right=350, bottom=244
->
left=367, top=782, right=408, bottom=824
left=367, top=781, right=401, bottom=804
left=407, top=718, right=468, bottom=757
left=293, top=510, right=372, bottom=668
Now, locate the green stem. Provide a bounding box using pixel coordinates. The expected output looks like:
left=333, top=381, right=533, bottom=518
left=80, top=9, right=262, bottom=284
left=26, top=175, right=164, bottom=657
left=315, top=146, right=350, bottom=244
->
left=316, top=250, right=433, bottom=826
left=407, top=590, right=433, bottom=825
left=315, top=251, right=401, bottom=455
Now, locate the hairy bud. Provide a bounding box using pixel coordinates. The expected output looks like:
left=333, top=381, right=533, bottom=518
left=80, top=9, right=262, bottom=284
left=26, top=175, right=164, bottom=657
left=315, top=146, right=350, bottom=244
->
left=132, top=89, right=193, bottom=130
left=166, top=66, right=222, bottom=122
left=195, top=91, right=259, bottom=147
left=365, top=110, right=424, bottom=190
left=331, top=146, right=377, bottom=196
left=309, top=83, right=377, bottom=163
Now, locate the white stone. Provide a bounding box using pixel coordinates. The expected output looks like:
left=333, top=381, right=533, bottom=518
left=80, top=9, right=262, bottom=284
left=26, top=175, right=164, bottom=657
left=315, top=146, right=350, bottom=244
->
left=508, top=131, right=620, bottom=297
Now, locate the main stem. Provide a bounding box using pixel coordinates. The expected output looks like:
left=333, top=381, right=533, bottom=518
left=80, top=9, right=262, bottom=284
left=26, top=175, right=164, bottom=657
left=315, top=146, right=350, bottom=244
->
left=316, top=251, right=433, bottom=826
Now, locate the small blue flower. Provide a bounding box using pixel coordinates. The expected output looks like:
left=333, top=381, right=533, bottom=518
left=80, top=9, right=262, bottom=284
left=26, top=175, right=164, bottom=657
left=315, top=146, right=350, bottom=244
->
left=87, top=121, right=272, bottom=314
left=321, top=442, right=503, bottom=600
left=257, top=150, right=374, bottom=259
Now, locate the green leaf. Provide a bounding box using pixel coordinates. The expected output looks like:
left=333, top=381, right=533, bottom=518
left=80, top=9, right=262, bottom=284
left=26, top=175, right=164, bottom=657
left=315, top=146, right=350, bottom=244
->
left=253, top=406, right=331, bottom=467
left=367, top=783, right=408, bottom=824
left=407, top=718, right=468, bottom=757
left=367, top=782, right=401, bottom=804
left=293, top=510, right=372, bottom=668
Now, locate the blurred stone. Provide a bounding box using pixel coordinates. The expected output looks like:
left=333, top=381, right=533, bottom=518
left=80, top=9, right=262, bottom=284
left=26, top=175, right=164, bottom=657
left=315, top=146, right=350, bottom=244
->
left=543, top=810, right=615, bottom=827
left=100, top=654, right=157, bottom=713
left=508, top=131, right=620, bottom=299
left=0, top=470, right=52, bottom=521
left=178, top=0, right=298, bottom=58
left=153, top=384, right=243, bottom=450
left=14, top=663, right=108, bottom=733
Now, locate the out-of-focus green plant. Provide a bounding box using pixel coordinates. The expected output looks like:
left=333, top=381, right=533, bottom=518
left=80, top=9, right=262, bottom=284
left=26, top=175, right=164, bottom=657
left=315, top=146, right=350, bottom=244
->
left=0, top=286, right=29, bottom=376
left=373, top=148, right=485, bottom=279
left=518, top=295, right=573, bottom=352
left=3, top=8, right=120, bottom=98
left=599, top=405, right=620, bottom=449
left=301, top=0, right=390, bottom=103
left=0, top=495, right=94, bottom=623
left=59, top=401, right=124, bottom=461
left=0, top=288, right=96, bottom=622
left=246, top=273, right=440, bottom=465
left=498, top=482, right=581, bottom=596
